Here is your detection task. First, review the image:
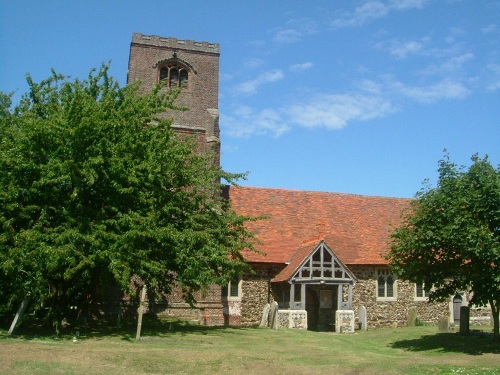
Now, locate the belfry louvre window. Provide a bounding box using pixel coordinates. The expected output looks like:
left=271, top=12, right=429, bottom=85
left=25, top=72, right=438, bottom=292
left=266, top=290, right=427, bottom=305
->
left=159, top=65, right=188, bottom=88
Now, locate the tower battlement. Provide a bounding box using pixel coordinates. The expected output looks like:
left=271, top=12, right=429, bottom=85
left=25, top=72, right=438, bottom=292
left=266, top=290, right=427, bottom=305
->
left=132, top=33, right=219, bottom=54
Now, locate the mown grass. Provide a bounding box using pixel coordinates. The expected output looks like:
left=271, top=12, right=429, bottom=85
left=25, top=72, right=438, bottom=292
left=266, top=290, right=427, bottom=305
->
left=0, top=318, right=498, bottom=375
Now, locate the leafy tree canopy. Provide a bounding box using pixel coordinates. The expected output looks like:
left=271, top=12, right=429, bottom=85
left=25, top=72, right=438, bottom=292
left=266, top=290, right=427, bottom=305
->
left=0, top=65, right=256, bottom=323
left=388, top=153, right=500, bottom=339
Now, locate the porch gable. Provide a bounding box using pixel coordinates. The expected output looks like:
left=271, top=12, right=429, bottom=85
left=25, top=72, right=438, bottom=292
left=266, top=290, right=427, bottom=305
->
left=272, top=240, right=356, bottom=285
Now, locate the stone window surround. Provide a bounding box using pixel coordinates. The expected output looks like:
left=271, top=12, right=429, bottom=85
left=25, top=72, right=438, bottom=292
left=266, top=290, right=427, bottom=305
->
left=376, top=269, right=397, bottom=301
left=414, top=281, right=430, bottom=301
left=222, top=276, right=242, bottom=302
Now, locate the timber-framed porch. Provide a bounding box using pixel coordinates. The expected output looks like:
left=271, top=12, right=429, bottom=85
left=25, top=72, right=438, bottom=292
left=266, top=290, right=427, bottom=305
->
left=272, top=240, right=357, bottom=331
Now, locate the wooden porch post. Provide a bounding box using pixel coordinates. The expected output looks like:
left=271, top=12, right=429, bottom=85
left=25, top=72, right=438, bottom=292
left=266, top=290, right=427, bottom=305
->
left=300, top=284, right=306, bottom=310
left=290, top=283, right=295, bottom=308
left=348, top=284, right=353, bottom=309
left=337, top=285, right=343, bottom=310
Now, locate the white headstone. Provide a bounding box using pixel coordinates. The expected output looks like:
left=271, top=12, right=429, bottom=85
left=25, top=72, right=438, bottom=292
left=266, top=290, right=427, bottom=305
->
left=270, top=301, right=279, bottom=330
left=359, top=305, right=367, bottom=331
left=259, top=303, right=270, bottom=327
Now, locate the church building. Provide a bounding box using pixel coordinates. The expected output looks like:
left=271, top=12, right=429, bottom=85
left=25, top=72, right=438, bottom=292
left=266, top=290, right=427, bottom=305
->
left=127, top=33, right=491, bottom=331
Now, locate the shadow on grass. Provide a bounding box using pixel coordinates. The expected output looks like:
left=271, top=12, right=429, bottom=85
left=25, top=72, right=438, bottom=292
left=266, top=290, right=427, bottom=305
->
left=390, top=331, right=500, bottom=355
left=0, top=314, right=259, bottom=343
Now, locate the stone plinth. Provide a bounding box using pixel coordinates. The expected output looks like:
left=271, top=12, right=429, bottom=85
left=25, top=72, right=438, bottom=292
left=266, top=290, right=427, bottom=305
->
left=277, top=310, right=308, bottom=329
left=336, top=310, right=355, bottom=333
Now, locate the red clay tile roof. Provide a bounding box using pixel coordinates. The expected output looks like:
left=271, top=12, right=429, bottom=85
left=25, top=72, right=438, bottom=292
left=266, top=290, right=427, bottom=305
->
left=227, top=186, right=411, bottom=265
left=271, top=241, right=320, bottom=282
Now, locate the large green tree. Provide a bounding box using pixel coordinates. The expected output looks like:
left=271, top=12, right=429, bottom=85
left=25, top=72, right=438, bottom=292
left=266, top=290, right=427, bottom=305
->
left=388, top=154, right=500, bottom=340
left=0, top=65, right=255, bottom=325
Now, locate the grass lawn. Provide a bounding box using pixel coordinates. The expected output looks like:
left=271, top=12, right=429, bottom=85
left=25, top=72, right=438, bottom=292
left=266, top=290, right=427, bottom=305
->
left=0, top=319, right=499, bottom=375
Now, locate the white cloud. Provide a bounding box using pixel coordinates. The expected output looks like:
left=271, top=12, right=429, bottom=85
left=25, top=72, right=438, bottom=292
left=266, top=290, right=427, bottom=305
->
left=224, top=74, right=473, bottom=138
left=332, top=1, right=389, bottom=28
left=222, top=92, right=395, bottom=137
left=486, top=63, right=500, bottom=92
left=332, top=0, right=429, bottom=28
left=441, top=53, right=474, bottom=72
left=390, top=79, right=470, bottom=103
left=481, top=24, right=497, bottom=34
left=222, top=106, right=289, bottom=138
left=376, top=35, right=469, bottom=62
left=243, top=58, right=265, bottom=69
left=223, top=74, right=473, bottom=137
left=389, top=40, right=426, bottom=59
left=271, top=18, right=318, bottom=44
left=356, top=1, right=390, bottom=21
left=389, top=0, right=428, bottom=10
left=287, top=94, right=395, bottom=129
left=234, top=70, right=284, bottom=95
left=290, top=62, right=313, bottom=72
left=273, top=29, right=303, bottom=44
left=357, top=79, right=384, bottom=94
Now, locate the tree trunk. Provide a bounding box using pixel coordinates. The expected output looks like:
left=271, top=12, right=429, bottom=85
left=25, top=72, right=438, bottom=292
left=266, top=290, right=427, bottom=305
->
left=8, top=296, right=31, bottom=335
left=489, top=299, right=499, bottom=342
left=136, top=285, right=147, bottom=340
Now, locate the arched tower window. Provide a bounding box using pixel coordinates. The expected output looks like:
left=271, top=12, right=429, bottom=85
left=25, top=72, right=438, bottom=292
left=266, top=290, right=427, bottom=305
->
left=158, top=64, right=189, bottom=89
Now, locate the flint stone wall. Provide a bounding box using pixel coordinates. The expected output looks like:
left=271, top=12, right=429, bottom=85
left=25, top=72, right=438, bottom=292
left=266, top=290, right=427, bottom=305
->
left=350, top=265, right=450, bottom=328
left=240, top=263, right=286, bottom=326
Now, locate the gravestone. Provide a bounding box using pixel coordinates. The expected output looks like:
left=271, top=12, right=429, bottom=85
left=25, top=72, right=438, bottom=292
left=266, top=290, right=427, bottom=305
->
left=407, top=307, right=417, bottom=327
left=259, top=303, right=270, bottom=327
left=269, top=301, right=279, bottom=330
left=438, top=315, right=450, bottom=332
left=359, top=305, right=367, bottom=331
left=459, top=306, right=470, bottom=335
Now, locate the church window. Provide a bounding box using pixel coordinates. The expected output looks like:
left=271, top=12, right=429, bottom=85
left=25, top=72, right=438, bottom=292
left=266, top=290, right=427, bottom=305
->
left=377, top=269, right=397, bottom=300
left=415, top=281, right=430, bottom=300
left=159, top=67, right=168, bottom=81
left=222, top=277, right=241, bottom=300
left=158, top=64, right=189, bottom=89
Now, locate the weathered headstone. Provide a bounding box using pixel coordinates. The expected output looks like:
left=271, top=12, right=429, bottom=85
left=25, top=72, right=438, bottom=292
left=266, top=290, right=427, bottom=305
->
left=259, top=303, right=270, bottom=327
left=269, top=301, right=279, bottom=330
left=359, top=305, right=367, bottom=331
left=407, top=307, right=417, bottom=327
left=459, top=306, right=470, bottom=335
left=438, top=315, right=450, bottom=332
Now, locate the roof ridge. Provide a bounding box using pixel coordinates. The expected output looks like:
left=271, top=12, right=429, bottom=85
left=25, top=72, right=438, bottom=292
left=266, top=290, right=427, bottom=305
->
left=230, top=185, right=412, bottom=200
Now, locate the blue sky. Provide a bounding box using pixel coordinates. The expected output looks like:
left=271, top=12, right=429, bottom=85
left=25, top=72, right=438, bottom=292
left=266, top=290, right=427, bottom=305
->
left=1, top=0, right=499, bottom=198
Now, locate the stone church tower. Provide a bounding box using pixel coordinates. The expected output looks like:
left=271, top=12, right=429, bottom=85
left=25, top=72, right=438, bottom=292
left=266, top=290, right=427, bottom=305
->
left=127, top=33, right=220, bottom=164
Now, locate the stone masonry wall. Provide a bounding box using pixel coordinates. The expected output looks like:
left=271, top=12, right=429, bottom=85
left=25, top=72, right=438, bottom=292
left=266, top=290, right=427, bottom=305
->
left=154, top=264, right=494, bottom=328
left=350, top=265, right=450, bottom=328
left=240, top=263, right=286, bottom=326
